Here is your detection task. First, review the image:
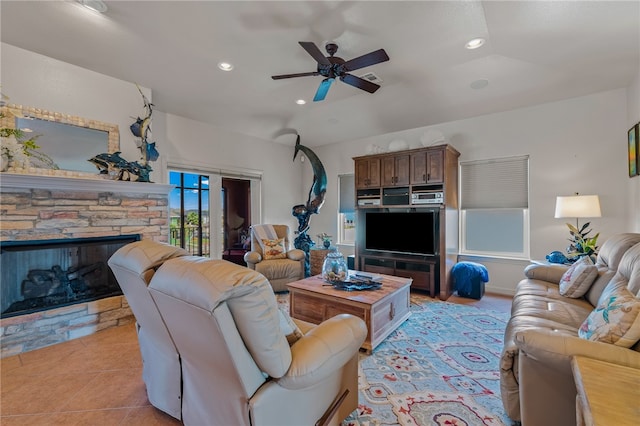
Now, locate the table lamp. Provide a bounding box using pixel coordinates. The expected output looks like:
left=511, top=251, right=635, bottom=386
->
left=554, top=193, right=602, bottom=228
left=555, top=193, right=602, bottom=260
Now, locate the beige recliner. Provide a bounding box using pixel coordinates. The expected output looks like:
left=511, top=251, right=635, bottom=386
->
left=244, top=224, right=305, bottom=292
left=148, top=255, right=367, bottom=426
left=107, top=240, right=189, bottom=420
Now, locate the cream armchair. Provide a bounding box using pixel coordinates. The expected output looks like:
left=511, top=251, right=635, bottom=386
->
left=107, top=240, right=189, bottom=420
left=244, top=224, right=305, bottom=291
left=148, top=255, right=367, bottom=426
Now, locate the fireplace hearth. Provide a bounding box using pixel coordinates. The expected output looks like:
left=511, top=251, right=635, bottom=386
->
left=1, top=235, right=140, bottom=318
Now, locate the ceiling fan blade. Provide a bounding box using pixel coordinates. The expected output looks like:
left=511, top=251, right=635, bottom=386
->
left=271, top=71, right=320, bottom=80
left=342, top=49, right=389, bottom=72
left=299, top=41, right=331, bottom=66
left=340, top=73, right=380, bottom=93
left=313, top=78, right=334, bottom=102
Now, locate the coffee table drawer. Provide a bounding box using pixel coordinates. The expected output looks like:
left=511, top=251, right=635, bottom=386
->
left=290, top=291, right=367, bottom=324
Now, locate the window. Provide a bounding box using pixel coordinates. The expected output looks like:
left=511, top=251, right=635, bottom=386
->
left=460, top=155, right=529, bottom=258
left=338, top=174, right=356, bottom=244
left=169, top=171, right=210, bottom=256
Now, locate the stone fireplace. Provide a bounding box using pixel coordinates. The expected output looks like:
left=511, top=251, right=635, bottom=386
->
left=0, top=173, right=173, bottom=357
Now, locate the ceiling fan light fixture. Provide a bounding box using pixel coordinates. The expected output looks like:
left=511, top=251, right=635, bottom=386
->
left=465, top=38, right=485, bottom=50
left=218, top=62, right=234, bottom=71
left=78, top=0, right=108, bottom=13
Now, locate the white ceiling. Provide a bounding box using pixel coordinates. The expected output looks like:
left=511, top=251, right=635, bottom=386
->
left=1, top=1, right=639, bottom=147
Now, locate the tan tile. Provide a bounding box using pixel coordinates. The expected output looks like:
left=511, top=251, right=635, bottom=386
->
left=1, top=408, right=130, bottom=425
left=1, top=372, right=99, bottom=415
left=1, top=355, right=22, bottom=373
left=60, top=369, right=149, bottom=411
left=123, top=406, right=183, bottom=425
left=3, top=341, right=141, bottom=377
left=17, top=339, right=85, bottom=368
left=78, top=322, right=138, bottom=348
left=65, top=341, right=142, bottom=372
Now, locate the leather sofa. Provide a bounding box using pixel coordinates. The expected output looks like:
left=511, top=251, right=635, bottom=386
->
left=148, top=253, right=367, bottom=426
left=500, top=233, right=640, bottom=425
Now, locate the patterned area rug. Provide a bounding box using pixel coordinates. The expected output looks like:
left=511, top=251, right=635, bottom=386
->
left=279, top=293, right=511, bottom=426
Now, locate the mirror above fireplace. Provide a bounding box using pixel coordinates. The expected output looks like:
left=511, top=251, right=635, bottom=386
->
left=0, top=104, right=120, bottom=177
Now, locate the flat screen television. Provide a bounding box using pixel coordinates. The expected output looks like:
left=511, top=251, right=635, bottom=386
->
left=365, top=210, right=438, bottom=256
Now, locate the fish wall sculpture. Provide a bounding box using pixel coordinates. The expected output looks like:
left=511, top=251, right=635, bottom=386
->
left=88, top=84, right=158, bottom=182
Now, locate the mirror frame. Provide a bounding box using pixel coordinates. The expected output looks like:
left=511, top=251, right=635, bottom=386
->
left=0, top=104, right=120, bottom=178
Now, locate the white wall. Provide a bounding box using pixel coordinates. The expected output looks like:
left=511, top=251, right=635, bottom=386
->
left=154, top=111, right=303, bottom=229
left=314, top=89, right=631, bottom=294
left=627, top=70, right=640, bottom=232
left=1, top=43, right=147, bottom=168
left=3, top=42, right=635, bottom=292
left=1, top=43, right=304, bottom=236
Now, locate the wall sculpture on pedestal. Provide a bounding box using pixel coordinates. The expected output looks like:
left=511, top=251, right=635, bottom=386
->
left=291, top=135, right=327, bottom=277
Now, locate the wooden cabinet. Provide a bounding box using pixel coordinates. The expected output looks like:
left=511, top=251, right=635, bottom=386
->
left=353, top=144, right=460, bottom=300
left=381, top=154, right=410, bottom=186
left=410, top=148, right=444, bottom=184
left=355, top=157, right=381, bottom=189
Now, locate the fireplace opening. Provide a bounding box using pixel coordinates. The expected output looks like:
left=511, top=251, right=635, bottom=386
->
left=1, top=234, right=140, bottom=319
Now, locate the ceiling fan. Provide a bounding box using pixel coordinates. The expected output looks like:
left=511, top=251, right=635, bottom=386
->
left=271, top=41, right=390, bottom=102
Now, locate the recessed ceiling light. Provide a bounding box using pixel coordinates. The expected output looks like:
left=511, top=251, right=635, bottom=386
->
left=465, top=38, right=485, bottom=50
left=296, top=99, right=306, bottom=105
left=78, top=0, right=107, bottom=13
left=218, top=62, right=234, bottom=71
left=470, top=79, right=489, bottom=90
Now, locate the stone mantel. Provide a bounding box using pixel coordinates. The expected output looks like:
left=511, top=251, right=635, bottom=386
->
left=0, top=173, right=173, bottom=195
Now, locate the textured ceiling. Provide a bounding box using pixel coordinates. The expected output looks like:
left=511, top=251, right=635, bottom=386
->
left=1, top=1, right=638, bottom=147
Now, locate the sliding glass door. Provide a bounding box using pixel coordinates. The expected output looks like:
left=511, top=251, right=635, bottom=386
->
left=169, top=171, right=210, bottom=256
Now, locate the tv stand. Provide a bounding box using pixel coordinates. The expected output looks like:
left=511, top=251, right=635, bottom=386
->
left=359, top=253, right=437, bottom=296
left=353, top=144, right=459, bottom=299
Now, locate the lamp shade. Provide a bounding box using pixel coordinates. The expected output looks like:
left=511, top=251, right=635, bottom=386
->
left=554, top=195, right=602, bottom=219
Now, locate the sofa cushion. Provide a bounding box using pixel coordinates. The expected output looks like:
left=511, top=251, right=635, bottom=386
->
left=255, top=258, right=301, bottom=281
left=261, top=237, right=287, bottom=260
left=511, top=291, right=594, bottom=328
left=579, top=281, right=640, bottom=348
left=559, top=256, right=598, bottom=298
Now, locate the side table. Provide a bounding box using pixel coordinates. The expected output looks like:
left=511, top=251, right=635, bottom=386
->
left=571, top=355, right=640, bottom=425
left=309, top=248, right=331, bottom=276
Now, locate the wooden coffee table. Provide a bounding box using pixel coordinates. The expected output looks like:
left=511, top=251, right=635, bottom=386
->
left=287, top=273, right=412, bottom=353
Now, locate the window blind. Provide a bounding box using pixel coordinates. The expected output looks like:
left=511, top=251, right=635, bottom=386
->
left=339, top=174, right=355, bottom=213
left=460, top=155, right=529, bottom=209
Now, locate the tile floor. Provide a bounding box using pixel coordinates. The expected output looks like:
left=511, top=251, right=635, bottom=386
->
left=1, top=292, right=512, bottom=425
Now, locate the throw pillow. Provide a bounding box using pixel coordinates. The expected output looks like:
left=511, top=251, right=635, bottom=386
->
left=261, top=237, right=287, bottom=260
left=278, top=308, right=303, bottom=346
left=559, top=256, right=598, bottom=298
left=578, top=281, right=640, bottom=347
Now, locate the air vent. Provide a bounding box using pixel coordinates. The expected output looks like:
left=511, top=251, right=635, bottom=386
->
left=359, top=71, right=383, bottom=84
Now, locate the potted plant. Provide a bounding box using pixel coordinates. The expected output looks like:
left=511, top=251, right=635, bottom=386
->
left=565, top=222, right=599, bottom=262
left=1, top=99, right=57, bottom=171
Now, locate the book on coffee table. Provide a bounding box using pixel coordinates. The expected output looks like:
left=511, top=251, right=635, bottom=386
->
left=348, top=270, right=383, bottom=283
